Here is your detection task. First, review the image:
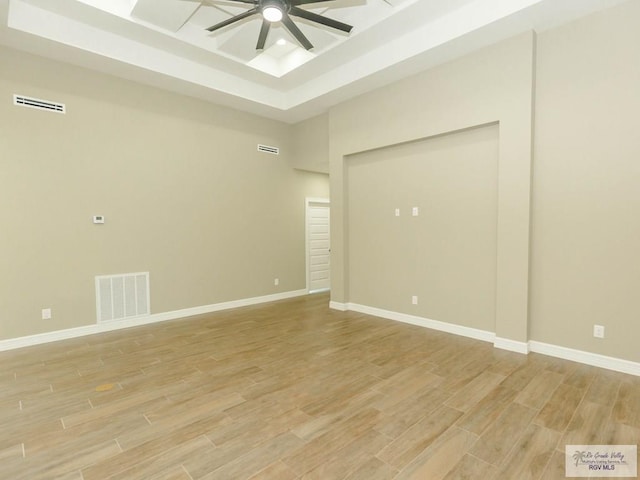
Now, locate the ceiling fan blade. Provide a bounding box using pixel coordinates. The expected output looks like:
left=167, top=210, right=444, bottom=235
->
left=282, top=14, right=313, bottom=50
left=206, top=7, right=259, bottom=32
left=293, top=0, right=338, bottom=4
left=256, top=19, right=270, bottom=50
left=192, top=0, right=257, bottom=4
left=289, top=6, right=353, bottom=33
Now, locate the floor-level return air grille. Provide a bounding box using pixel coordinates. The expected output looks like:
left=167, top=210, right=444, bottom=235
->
left=13, top=94, right=66, bottom=113
left=95, top=272, right=150, bottom=323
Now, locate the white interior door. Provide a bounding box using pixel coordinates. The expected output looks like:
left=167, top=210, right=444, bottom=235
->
left=307, top=200, right=330, bottom=293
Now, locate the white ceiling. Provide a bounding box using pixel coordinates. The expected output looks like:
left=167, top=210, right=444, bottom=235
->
left=0, top=0, right=629, bottom=122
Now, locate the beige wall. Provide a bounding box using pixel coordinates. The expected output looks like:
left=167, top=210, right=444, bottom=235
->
left=530, top=0, right=640, bottom=362
left=347, top=125, right=498, bottom=331
left=329, top=0, right=640, bottom=364
left=0, top=46, right=329, bottom=340
left=291, top=112, right=329, bottom=174
left=329, top=32, right=535, bottom=345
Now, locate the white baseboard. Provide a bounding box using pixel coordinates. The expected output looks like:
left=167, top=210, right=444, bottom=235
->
left=334, top=302, right=639, bottom=377
left=345, top=303, right=496, bottom=344
left=149, top=289, right=308, bottom=323
left=4, top=293, right=638, bottom=377
left=329, top=301, right=348, bottom=311
left=529, top=341, right=640, bottom=377
left=0, top=289, right=308, bottom=352
left=494, top=336, right=530, bottom=354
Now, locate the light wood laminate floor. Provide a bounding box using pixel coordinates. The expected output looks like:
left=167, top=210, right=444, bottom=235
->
left=1, top=293, right=639, bottom=479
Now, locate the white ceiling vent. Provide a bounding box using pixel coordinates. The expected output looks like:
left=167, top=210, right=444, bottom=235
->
left=13, top=94, right=65, bottom=114
left=257, top=144, right=279, bottom=155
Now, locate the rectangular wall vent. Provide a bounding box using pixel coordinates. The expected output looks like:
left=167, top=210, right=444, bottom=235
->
left=95, top=272, right=150, bottom=323
left=13, top=94, right=65, bottom=114
left=257, top=144, right=279, bottom=155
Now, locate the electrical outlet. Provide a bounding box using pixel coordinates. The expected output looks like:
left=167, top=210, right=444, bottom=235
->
left=411, top=296, right=418, bottom=305
left=412, top=207, right=419, bottom=216
left=274, top=278, right=279, bottom=286
left=42, top=308, right=52, bottom=320
left=593, top=324, right=605, bottom=338
left=395, top=208, right=400, bottom=217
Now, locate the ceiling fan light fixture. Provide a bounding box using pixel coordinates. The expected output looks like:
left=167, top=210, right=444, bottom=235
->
left=263, top=6, right=283, bottom=22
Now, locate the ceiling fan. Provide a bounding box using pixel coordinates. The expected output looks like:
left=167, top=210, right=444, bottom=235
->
left=205, top=0, right=353, bottom=51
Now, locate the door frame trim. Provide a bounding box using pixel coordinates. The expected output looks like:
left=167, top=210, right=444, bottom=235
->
left=305, top=197, right=330, bottom=293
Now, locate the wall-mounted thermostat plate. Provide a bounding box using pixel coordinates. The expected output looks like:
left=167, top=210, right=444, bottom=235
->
left=93, top=215, right=105, bottom=224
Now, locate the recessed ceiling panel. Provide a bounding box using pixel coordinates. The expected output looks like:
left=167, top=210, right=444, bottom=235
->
left=131, top=0, right=200, bottom=31
left=218, top=20, right=264, bottom=61
left=294, top=21, right=341, bottom=51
